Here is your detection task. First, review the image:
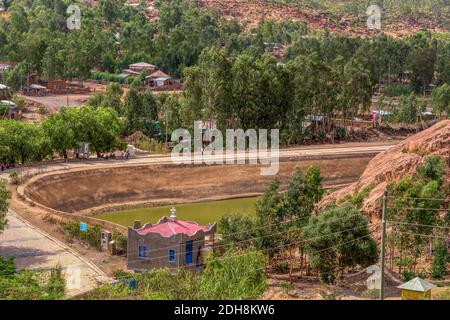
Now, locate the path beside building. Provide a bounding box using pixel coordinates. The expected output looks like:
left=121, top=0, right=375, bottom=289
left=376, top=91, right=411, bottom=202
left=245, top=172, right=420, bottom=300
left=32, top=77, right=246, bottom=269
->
left=0, top=210, right=111, bottom=297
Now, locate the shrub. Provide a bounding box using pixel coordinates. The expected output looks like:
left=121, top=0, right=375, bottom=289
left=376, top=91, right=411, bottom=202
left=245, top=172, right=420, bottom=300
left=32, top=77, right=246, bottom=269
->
left=273, top=261, right=289, bottom=273
left=401, top=270, right=416, bottom=282
left=196, top=248, right=267, bottom=300
left=417, top=155, right=445, bottom=185
left=112, top=231, right=127, bottom=253
left=9, top=171, right=20, bottom=185
left=87, top=225, right=102, bottom=250
left=303, top=204, right=378, bottom=284
left=431, top=240, right=448, bottom=278
left=45, top=265, right=66, bottom=299
left=279, top=281, right=294, bottom=295
left=61, top=220, right=80, bottom=239
left=0, top=257, right=65, bottom=300
left=361, top=288, right=380, bottom=299
left=351, top=183, right=375, bottom=208
left=334, top=127, right=346, bottom=140
left=314, top=129, right=326, bottom=140
left=384, top=84, right=412, bottom=97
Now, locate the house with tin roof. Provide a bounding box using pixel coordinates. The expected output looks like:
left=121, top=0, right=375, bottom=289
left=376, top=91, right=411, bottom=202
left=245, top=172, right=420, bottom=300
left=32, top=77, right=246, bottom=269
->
left=127, top=207, right=216, bottom=271
left=0, top=100, right=17, bottom=119
left=128, top=62, right=156, bottom=74
left=145, top=70, right=172, bottom=87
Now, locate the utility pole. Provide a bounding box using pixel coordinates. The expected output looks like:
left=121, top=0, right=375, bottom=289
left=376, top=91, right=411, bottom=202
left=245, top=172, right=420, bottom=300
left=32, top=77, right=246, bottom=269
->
left=380, top=190, right=388, bottom=300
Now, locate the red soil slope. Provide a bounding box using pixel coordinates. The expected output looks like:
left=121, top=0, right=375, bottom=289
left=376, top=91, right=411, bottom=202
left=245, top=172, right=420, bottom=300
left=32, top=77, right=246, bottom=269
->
left=319, top=120, right=450, bottom=216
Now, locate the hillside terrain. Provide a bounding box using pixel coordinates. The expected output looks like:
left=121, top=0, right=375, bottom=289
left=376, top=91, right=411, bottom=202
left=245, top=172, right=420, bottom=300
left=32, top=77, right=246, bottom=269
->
left=320, top=120, right=450, bottom=215
left=131, top=0, right=449, bottom=36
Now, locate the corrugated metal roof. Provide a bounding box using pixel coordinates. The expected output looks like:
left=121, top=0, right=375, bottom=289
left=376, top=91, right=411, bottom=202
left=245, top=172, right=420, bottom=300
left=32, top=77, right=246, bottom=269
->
left=398, top=277, right=436, bottom=292
left=129, top=62, right=155, bottom=68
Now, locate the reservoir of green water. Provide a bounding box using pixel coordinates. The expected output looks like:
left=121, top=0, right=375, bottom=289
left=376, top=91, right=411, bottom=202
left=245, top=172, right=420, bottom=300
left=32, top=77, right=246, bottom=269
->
left=97, top=197, right=258, bottom=228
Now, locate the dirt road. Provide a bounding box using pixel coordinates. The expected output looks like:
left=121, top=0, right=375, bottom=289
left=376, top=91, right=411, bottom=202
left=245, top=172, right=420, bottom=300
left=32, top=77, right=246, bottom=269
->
left=3, top=141, right=396, bottom=180
left=0, top=210, right=111, bottom=297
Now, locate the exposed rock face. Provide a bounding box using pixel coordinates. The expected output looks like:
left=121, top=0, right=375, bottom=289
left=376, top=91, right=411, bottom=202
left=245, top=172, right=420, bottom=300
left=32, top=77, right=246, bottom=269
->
left=319, top=120, right=450, bottom=216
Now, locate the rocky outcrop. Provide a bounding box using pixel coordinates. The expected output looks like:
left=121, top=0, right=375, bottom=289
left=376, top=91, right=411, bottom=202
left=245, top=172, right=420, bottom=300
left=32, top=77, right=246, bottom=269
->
left=319, top=120, right=450, bottom=216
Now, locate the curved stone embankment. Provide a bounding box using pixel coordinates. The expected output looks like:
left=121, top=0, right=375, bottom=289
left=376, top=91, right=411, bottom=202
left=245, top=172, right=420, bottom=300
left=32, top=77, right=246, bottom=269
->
left=22, top=154, right=376, bottom=215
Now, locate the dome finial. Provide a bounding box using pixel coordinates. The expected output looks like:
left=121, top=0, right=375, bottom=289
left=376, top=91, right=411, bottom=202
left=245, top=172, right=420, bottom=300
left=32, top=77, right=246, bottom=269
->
left=170, top=206, right=177, bottom=221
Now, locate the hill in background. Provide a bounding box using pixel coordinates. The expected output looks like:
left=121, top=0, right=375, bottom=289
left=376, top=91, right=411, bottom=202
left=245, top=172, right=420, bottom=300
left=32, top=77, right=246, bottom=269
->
left=125, top=0, right=449, bottom=36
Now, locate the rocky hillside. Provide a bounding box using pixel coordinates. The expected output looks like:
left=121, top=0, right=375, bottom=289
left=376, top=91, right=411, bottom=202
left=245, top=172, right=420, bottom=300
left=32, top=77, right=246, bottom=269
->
left=319, top=120, right=450, bottom=216
left=128, top=0, right=449, bottom=36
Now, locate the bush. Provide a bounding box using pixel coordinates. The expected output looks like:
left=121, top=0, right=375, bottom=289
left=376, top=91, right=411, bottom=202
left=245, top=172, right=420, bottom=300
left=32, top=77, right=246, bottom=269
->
left=273, top=261, right=289, bottom=273
left=351, top=183, right=375, bottom=208
left=417, top=155, right=445, bottom=185
left=431, top=240, right=448, bottom=278
left=0, top=257, right=65, bottom=300
left=45, top=265, right=66, bottom=299
left=313, top=129, right=326, bottom=140
left=61, top=220, right=80, bottom=239
left=334, top=127, right=346, bottom=140
left=88, top=248, right=267, bottom=300
left=196, top=248, right=267, bottom=300
left=361, top=288, right=380, bottom=299
left=8, top=171, right=20, bottom=185
left=112, top=231, right=127, bottom=253
left=218, top=213, right=256, bottom=248
left=87, top=225, right=102, bottom=250
left=303, top=204, right=378, bottom=284
left=383, top=84, right=412, bottom=97
left=279, top=281, right=294, bottom=295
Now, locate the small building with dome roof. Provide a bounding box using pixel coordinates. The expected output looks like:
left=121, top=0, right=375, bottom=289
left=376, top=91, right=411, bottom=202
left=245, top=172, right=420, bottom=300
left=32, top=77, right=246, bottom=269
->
left=127, top=207, right=216, bottom=271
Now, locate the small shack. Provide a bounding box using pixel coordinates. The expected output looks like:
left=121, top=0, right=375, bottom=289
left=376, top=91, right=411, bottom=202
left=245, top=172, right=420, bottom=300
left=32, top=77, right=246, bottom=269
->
left=127, top=207, right=216, bottom=272
left=0, top=100, right=17, bottom=119
left=398, top=277, right=436, bottom=300
left=145, top=70, right=172, bottom=87
left=0, top=63, right=11, bottom=82
left=23, top=84, right=48, bottom=96
left=0, top=83, right=9, bottom=99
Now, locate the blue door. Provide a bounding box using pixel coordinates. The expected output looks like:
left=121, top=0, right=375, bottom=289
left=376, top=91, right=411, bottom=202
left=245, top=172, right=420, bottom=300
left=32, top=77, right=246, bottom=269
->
left=185, top=241, right=193, bottom=264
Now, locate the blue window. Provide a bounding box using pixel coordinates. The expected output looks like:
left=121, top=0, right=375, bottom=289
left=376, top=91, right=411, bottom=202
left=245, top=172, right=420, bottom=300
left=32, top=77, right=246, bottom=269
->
left=138, top=245, right=148, bottom=258
left=168, top=249, right=175, bottom=262
left=185, top=241, right=193, bottom=264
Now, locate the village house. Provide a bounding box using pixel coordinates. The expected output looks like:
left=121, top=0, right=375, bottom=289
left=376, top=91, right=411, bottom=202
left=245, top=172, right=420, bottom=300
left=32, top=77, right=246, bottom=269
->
left=46, top=79, right=67, bottom=91
left=119, top=68, right=141, bottom=79
left=0, top=84, right=9, bottom=99
left=22, top=83, right=48, bottom=96
left=145, top=70, right=172, bottom=87
left=0, top=63, right=11, bottom=82
left=127, top=207, right=216, bottom=271
left=128, top=62, right=157, bottom=74
left=120, top=62, right=157, bottom=79
left=0, top=100, right=17, bottom=119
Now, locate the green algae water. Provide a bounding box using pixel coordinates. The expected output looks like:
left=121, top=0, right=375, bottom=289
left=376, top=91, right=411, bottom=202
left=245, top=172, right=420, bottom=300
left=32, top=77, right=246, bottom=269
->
left=97, top=197, right=258, bottom=228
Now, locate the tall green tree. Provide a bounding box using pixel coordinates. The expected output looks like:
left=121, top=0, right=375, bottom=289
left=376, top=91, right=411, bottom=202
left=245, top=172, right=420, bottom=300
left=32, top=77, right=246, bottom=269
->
left=432, top=84, right=450, bottom=116
left=303, top=204, right=377, bottom=284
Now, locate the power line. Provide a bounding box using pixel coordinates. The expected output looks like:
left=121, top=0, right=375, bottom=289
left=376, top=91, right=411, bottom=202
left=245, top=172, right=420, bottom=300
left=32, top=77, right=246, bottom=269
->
left=117, top=212, right=366, bottom=259
left=387, top=196, right=449, bottom=202
left=390, top=230, right=449, bottom=240
left=113, top=230, right=377, bottom=297
left=388, top=220, right=450, bottom=230
left=125, top=223, right=376, bottom=266
left=387, top=206, right=447, bottom=211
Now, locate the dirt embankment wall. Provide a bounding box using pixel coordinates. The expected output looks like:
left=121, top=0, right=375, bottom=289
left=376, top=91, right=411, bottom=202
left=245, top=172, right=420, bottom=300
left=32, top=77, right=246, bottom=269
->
left=24, top=155, right=375, bottom=213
